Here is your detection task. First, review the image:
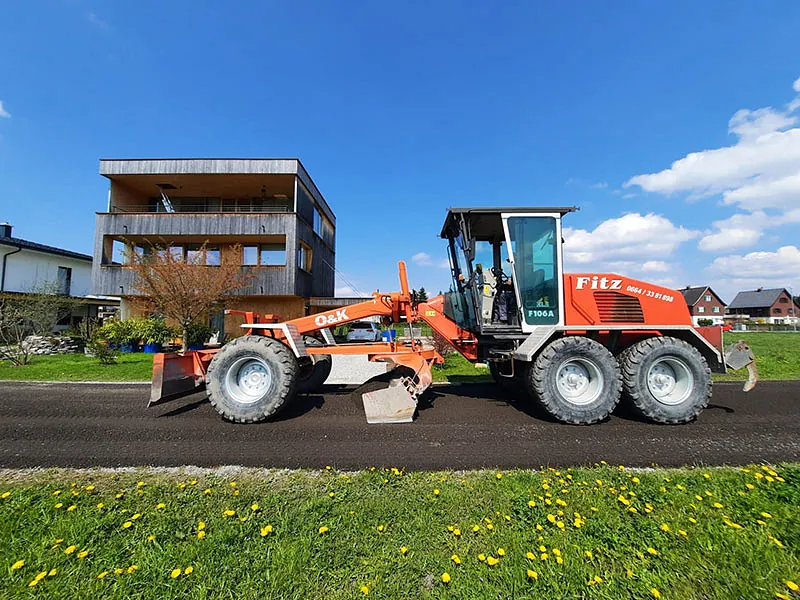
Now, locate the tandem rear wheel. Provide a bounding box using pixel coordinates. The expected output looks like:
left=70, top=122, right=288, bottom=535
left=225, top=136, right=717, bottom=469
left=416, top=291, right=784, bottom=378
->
left=206, top=335, right=298, bottom=423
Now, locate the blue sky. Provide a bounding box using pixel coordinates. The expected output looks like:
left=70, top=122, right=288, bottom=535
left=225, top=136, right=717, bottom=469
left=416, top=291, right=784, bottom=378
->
left=1, top=1, right=799, bottom=302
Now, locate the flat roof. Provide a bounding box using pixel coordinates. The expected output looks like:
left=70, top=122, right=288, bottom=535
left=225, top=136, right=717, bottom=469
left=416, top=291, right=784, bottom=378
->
left=441, top=206, right=579, bottom=238
left=99, top=158, right=334, bottom=224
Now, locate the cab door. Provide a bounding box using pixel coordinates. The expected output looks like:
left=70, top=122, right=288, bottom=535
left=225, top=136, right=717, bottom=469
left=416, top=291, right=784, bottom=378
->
left=501, top=213, right=565, bottom=334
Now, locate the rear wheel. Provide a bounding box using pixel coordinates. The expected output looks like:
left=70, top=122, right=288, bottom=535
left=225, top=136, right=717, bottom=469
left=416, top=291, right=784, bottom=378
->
left=619, top=336, right=711, bottom=424
left=296, top=336, right=332, bottom=394
left=526, top=336, right=621, bottom=424
left=206, top=335, right=298, bottom=423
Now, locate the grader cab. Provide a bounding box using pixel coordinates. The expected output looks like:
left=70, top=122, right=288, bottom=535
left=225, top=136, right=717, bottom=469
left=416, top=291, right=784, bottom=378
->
left=150, top=206, right=757, bottom=425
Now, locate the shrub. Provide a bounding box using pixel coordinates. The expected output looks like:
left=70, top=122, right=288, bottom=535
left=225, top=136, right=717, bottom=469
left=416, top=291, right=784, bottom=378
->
left=185, top=322, right=216, bottom=346
left=697, top=318, right=714, bottom=327
left=139, top=317, right=178, bottom=345
left=86, top=338, right=119, bottom=365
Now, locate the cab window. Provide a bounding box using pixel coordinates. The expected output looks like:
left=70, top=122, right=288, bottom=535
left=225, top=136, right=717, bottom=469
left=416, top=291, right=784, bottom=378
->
left=507, top=216, right=560, bottom=326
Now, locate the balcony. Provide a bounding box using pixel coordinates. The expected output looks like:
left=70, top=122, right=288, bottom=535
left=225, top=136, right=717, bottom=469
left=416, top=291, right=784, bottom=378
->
left=93, top=265, right=291, bottom=297
left=95, top=212, right=297, bottom=239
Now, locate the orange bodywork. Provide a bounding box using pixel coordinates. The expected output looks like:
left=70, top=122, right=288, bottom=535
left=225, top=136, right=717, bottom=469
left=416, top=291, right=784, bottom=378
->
left=563, top=273, right=692, bottom=328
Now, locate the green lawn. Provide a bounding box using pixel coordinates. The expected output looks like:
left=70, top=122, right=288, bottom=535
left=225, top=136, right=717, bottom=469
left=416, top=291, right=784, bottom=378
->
left=0, top=353, right=153, bottom=382
left=1, top=465, right=798, bottom=599
left=718, top=332, right=800, bottom=382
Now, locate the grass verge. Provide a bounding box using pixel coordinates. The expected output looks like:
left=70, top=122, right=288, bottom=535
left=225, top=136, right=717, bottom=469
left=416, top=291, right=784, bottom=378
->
left=1, top=465, right=798, bottom=599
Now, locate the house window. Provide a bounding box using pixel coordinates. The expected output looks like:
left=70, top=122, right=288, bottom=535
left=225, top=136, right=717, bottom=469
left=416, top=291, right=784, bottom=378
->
left=244, top=243, right=286, bottom=266
left=260, top=244, right=286, bottom=265
left=773, top=307, right=782, bottom=314
left=712, top=306, right=720, bottom=313
left=779, top=297, right=788, bottom=303
left=57, top=267, right=72, bottom=296
left=697, top=306, right=705, bottom=313
left=297, top=243, right=312, bottom=272
left=111, top=240, right=126, bottom=265
left=704, top=294, right=712, bottom=302
left=185, top=245, right=220, bottom=265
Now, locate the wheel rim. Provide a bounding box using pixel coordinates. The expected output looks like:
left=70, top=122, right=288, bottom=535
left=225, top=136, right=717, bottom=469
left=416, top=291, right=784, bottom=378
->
left=224, top=356, right=273, bottom=404
left=647, top=357, right=694, bottom=406
left=556, top=358, right=604, bottom=406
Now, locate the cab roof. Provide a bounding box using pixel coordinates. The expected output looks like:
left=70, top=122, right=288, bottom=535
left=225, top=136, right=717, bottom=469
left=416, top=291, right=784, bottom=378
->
left=440, top=206, right=578, bottom=239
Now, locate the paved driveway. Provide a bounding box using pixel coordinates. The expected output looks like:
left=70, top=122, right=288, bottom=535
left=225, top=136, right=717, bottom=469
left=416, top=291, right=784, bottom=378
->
left=0, top=380, right=798, bottom=470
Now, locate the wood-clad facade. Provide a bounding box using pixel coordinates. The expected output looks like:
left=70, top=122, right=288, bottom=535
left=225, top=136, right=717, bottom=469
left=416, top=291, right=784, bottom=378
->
left=92, top=159, right=336, bottom=334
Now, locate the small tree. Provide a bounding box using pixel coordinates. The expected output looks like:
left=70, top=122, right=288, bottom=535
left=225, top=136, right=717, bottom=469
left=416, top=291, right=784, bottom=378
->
left=417, top=287, right=429, bottom=302
left=0, top=284, right=78, bottom=366
left=125, top=243, right=252, bottom=352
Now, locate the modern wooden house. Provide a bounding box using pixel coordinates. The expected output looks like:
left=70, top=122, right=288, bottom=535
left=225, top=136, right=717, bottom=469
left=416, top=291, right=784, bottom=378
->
left=678, top=285, right=726, bottom=326
left=91, top=158, right=341, bottom=337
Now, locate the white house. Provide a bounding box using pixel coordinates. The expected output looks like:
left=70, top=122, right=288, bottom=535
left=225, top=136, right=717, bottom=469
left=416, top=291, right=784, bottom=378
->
left=0, top=222, right=118, bottom=330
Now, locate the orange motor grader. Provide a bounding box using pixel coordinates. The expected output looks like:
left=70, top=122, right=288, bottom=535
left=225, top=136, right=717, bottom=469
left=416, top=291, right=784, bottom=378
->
left=150, top=207, right=756, bottom=425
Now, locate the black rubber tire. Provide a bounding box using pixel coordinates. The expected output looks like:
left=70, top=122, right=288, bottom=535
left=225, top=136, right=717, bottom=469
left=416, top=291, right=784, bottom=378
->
left=526, top=336, right=621, bottom=425
left=296, top=336, right=332, bottom=394
left=619, top=336, right=711, bottom=424
left=206, top=335, right=298, bottom=423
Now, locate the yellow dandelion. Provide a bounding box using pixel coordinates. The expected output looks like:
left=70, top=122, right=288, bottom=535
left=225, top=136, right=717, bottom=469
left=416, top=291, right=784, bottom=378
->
left=198, top=521, right=206, bottom=530
left=632, top=477, right=640, bottom=483
left=486, top=523, right=494, bottom=530
left=114, top=568, right=124, bottom=575
left=55, top=503, right=63, bottom=508
left=64, top=545, right=77, bottom=554
left=223, top=509, right=235, bottom=517
left=540, top=553, right=549, bottom=561
left=547, top=514, right=556, bottom=523
left=713, top=502, right=724, bottom=509
left=647, top=547, right=659, bottom=556
left=442, top=572, right=451, bottom=584
left=48, top=568, right=57, bottom=576
left=786, top=581, right=799, bottom=592
left=170, top=568, right=181, bottom=579
left=127, top=565, right=138, bottom=573
left=260, top=524, right=273, bottom=537
left=626, top=569, right=634, bottom=578
left=453, top=528, right=461, bottom=536
left=132, top=513, right=141, bottom=520
left=433, top=489, right=440, bottom=496
left=496, top=472, right=503, bottom=479
left=377, top=525, right=385, bottom=532
left=487, top=556, right=500, bottom=566
left=660, top=523, right=670, bottom=532
left=689, top=517, right=698, bottom=524
left=478, top=553, right=486, bottom=562
left=360, top=585, right=369, bottom=595
left=1, top=491, right=11, bottom=499
left=651, top=588, right=662, bottom=598
left=203, top=488, right=212, bottom=495
left=497, top=548, right=505, bottom=556
left=451, top=554, right=461, bottom=564
left=527, top=569, right=538, bottom=580
left=318, top=526, right=329, bottom=534
left=585, top=550, right=593, bottom=559
left=147, top=535, right=155, bottom=541
left=97, top=571, right=109, bottom=579
left=400, top=546, right=408, bottom=555
left=556, top=521, right=565, bottom=529
left=67, top=505, right=77, bottom=512
left=526, top=551, right=536, bottom=560
left=197, top=531, right=206, bottom=539
left=137, top=481, right=145, bottom=487
left=184, top=566, right=193, bottom=575
left=678, top=529, right=688, bottom=537
left=122, top=521, right=132, bottom=529
left=12, top=559, right=25, bottom=570
left=761, top=512, right=773, bottom=519
left=777, top=593, right=791, bottom=600
left=77, top=551, right=88, bottom=559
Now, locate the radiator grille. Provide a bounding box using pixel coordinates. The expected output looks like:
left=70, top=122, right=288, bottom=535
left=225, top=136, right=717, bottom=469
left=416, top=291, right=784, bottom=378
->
left=593, top=291, right=645, bottom=323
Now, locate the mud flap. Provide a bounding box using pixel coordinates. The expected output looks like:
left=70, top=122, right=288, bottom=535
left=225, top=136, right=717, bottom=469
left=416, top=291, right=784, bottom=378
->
left=724, top=340, right=758, bottom=393
left=148, top=352, right=208, bottom=407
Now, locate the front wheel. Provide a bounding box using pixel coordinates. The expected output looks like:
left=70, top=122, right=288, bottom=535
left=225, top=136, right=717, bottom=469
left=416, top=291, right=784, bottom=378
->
left=526, top=336, right=621, bottom=424
left=206, top=335, right=298, bottom=423
left=619, top=336, right=711, bottom=424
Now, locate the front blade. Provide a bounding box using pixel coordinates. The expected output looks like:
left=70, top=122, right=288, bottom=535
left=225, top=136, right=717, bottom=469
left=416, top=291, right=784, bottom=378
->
left=724, top=340, right=758, bottom=392
left=149, top=352, right=206, bottom=407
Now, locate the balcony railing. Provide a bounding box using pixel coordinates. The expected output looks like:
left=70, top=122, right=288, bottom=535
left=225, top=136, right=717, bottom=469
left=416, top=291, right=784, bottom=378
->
left=109, top=203, right=292, bottom=214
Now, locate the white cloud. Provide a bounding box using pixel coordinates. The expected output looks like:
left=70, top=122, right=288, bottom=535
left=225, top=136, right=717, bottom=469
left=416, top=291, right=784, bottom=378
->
left=625, top=76, right=800, bottom=231
left=334, top=285, right=372, bottom=298
left=640, top=260, right=670, bottom=273
left=411, top=251, right=449, bottom=269
left=563, top=213, right=698, bottom=266
left=0, top=101, right=10, bottom=119
left=698, top=211, right=768, bottom=253
left=708, top=245, right=800, bottom=280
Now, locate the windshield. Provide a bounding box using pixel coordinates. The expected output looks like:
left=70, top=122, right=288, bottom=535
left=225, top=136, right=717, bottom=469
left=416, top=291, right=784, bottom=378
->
left=507, top=216, right=560, bottom=326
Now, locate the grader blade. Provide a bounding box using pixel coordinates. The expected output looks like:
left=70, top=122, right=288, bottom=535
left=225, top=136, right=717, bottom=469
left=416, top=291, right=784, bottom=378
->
left=360, top=350, right=440, bottom=424
left=362, top=380, right=418, bottom=424
left=724, top=340, right=758, bottom=393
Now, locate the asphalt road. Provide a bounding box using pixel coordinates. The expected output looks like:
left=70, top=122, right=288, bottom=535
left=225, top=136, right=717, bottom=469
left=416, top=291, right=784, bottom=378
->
left=0, top=380, right=798, bottom=470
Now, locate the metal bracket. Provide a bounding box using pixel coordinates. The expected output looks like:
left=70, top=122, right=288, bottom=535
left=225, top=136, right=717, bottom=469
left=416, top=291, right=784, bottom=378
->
left=244, top=323, right=308, bottom=358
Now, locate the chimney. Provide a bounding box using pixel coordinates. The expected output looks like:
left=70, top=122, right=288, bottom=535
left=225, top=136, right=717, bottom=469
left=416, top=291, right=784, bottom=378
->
left=0, top=222, right=11, bottom=238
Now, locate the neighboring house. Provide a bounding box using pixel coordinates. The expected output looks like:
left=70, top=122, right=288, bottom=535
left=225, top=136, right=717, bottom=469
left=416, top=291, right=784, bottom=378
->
left=727, top=288, right=800, bottom=325
left=0, top=222, right=119, bottom=331
left=678, top=285, right=727, bottom=326
left=92, top=158, right=358, bottom=338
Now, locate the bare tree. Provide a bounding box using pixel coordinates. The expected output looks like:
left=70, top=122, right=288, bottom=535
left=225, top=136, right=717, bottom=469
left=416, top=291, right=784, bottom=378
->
left=0, top=283, right=78, bottom=366
left=125, top=243, right=252, bottom=352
